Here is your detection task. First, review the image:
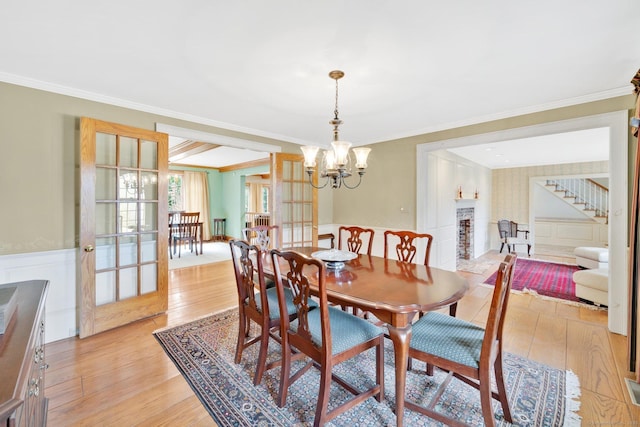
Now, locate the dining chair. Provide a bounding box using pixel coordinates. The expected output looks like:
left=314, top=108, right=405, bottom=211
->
left=337, top=226, right=375, bottom=315
left=173, top=212, right=200, bottom=257
left=383, top=229, right=450, bottom=373
left=405, top=253, right=517, bottom=427
left=382, top=230, right=455, bottom=314
left=229, top=239, right=304, bottom=385
left=270, top=249, right=385, bottom=426
left=243, top=224, right=280, bottom=288
left=383, top=229, right=433, bottom=266
left=242, top=224, right=279, bottom=250
left=338, top=225, right=375, bottom=255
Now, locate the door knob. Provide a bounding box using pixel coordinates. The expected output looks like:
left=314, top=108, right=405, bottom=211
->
left=84, top=245, right=95, bottom=252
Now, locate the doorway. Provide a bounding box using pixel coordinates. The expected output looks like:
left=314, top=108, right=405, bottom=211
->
left=416, top=110, right=628, bottom=335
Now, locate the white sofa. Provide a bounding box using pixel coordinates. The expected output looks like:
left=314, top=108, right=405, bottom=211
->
left=574, top=247, right=609, bottom=269
left=573, top=268, right=608, bottom=306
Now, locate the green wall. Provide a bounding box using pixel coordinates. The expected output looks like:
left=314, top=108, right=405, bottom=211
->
left=168, top=163, right=270, bottom=240
left=221, top=165, right=270, bottom=239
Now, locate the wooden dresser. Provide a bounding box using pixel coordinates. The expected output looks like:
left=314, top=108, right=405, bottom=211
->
left=0, top=280, right=49, bottom=427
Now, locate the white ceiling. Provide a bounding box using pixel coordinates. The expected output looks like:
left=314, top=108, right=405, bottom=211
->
left=0, top=1, right=636, bottom=168
left=449, top=127, right=610, bottom=169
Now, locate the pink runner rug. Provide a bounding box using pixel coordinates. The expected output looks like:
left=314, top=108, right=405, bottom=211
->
left=485, top=258, right=580, bottom=302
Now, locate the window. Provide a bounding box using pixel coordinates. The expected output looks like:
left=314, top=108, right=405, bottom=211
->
left=168, top=173, right=184, bottom=211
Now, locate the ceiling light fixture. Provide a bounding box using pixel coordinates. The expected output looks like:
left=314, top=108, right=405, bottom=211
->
left=301, top=70, right=371, bottom=189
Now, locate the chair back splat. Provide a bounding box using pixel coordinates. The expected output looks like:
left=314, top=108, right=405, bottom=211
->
left=383, top=230, right=433, bottom=266
left=338, top=225, right=375, bottom=255
left=405, top=253, right=517, bottom=427
left=242, top=224, right=279, bottom=251
left=270, top=249, right=385, bottom=427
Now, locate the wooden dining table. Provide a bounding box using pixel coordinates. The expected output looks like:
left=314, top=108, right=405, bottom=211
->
left=262, top=247, right=469, bottom=426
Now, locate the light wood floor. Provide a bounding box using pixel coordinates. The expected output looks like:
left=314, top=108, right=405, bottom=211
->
left=44, top=250, right=640, bottom=425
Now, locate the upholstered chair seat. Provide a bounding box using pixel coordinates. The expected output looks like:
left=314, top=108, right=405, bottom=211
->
left=405, top=253, right=517, bottom=427
left=291, top=305, right=383, bottom=355
left=410, top=312, right=484, bottom=368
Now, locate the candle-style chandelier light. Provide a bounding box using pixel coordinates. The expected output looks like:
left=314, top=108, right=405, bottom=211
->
left=301, top=70, right=371, bottom=189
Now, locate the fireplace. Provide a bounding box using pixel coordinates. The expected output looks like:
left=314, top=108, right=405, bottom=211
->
left=457, top=208, right=474, bottom=261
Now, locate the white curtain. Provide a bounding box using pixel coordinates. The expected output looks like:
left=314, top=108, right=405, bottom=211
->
left=183, top=171, right=211, bottom=241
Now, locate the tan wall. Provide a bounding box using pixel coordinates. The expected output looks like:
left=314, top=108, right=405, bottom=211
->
left=492, top=161, right=609, bottom=224
left=0, top=82, right=300, bottom=255
left=332, top=95, right=635, bottom=229
left=0, top=81, right=635, bottom=255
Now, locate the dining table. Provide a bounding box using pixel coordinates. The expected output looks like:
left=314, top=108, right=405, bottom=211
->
left=262, top=247, right=469, bottom=427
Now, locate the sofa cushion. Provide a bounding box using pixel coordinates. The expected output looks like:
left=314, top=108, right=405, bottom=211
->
left=573, top=268, right=608, bottom=292
left=574, top=247, right=609, bottom=263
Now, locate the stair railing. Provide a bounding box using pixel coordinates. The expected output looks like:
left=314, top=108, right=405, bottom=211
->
left=546, top=178, right=608, bottom=222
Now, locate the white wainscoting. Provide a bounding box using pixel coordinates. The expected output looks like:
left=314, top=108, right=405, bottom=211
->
left=0, top=248, right=78, bottom=343
left=534, top=219, right=608, bottom=247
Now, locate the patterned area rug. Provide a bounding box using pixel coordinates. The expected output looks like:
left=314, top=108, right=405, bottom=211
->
left=154, top=309, right=581, bottom=426
left=457, top=259, right=497, bottom=274
left=484, top=258, right=580, bottom=303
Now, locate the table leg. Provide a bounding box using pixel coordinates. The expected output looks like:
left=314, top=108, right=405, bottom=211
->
left=199, top=223, right=203, bottom=254
left=386, top=323, right=412, bottom=427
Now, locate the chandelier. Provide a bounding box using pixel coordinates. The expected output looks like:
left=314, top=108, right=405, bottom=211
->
left=301, top=70, right=371, bottom=189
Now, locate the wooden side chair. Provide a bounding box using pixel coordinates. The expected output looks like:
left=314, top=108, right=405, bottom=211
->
left=270, top=249, right=385, bottom=427
left=242, top=224, right=279, bottom=251
left=382, top=230, right=452, bottom=314
left=338, top=225, right=375, bottom=255
left=338, top=225, right=375, bottom=315
left=229, top=239, right=303, bottom=385
left=243, top=225, right=280, bottom=287
left=405, top=253, right=517, bottom=427
left=173, top=211, right=200, bottom=257
left=383, top=229, right=433, bottom=266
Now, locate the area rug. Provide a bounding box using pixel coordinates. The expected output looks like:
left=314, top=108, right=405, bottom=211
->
left=457, top=258, right=497, bottom=275
left=154, top=309, right=581, bottom=426
left=168, top=241, right=231, bottom=270
left=485, top=258, right=581, bottom=304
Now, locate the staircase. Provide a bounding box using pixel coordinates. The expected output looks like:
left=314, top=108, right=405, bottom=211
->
left=542, top=178, right=608, bottom=224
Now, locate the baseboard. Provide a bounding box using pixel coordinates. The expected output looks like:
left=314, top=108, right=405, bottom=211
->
left=625, top=378, right=640, bottom=406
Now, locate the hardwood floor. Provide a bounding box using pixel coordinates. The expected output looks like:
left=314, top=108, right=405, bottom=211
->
left=45, top=251, right=640, bottom=425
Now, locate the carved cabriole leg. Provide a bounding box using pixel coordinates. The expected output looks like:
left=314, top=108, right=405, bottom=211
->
left=386, top=322, right=413, bottom=427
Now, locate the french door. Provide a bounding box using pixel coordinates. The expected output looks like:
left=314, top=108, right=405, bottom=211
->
left=79, top=118, right=169, bottom=338
left=271, top=153, right=317, bottom=247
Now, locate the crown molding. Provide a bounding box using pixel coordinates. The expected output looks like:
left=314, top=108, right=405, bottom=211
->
left=1, top=71, right=632, bottom=146
left=0, top=71, right=309, bottom=145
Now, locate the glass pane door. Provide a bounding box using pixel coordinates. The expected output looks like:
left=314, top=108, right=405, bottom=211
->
left=80, top=118, right=168, bottom=338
